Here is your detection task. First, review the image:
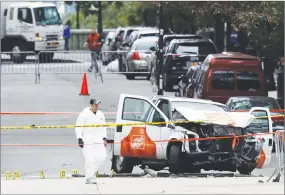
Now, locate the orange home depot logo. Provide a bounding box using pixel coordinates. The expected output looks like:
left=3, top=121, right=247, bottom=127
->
left=120, top=126, right=157, bottom=159
left=131, top=135, right=145, bottom=150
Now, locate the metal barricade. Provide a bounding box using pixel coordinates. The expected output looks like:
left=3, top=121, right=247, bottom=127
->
left=1, top=51, right=38, bottom=83
left=99, top=50, right=154, bottom=80
left=267, top=130, right=284, bottom=182
left=37, top=51, right=103, bottom=83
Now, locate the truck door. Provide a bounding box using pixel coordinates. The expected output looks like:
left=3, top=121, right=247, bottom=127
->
left=114, top=94, right=169, bottom=160
left=16, top=7, right=34, bottom=38
left=247, top=107, right=273, bottom=168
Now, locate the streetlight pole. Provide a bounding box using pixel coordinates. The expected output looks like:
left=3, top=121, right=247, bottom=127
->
left=157, top=2, right=164, bottom=95
left=97, top=1, right=102, bottom=34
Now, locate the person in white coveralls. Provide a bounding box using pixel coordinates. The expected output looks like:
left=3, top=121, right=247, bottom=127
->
left=75, top=98, right=107, bottom=184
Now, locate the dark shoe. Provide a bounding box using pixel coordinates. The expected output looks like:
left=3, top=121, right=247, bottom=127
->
left=88, top=69, right=92, bottom=72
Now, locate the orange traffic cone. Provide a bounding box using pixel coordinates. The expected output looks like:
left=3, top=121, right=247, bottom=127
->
left=79, top=73, right=90, bottom=96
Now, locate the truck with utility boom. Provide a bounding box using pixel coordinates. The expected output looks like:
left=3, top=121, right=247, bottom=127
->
left=0, top=2, right=64, bottom=63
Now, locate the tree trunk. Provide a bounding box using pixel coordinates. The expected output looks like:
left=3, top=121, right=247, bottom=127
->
left=214, top=14, right=224, bottom=52
left=97, top=1, right=102, bottom=34
left=76, top=2, right=80, bottom=49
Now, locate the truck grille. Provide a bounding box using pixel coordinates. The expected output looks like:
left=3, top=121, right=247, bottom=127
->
left=46, top=35, right=58, bottom=41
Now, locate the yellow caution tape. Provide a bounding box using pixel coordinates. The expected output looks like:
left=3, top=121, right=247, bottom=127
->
left=0, top=115, right=283, bottom=130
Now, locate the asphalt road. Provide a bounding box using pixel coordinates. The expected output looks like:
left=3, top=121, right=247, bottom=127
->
left=0, top=55, right=280, bottom=179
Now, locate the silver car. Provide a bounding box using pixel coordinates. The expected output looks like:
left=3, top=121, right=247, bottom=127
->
left=101, top=31, right=116, bottom=65
left=125, top=37, right=158, bottom=80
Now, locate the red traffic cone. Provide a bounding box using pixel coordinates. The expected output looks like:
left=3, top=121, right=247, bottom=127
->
left=79, top=73, right=90, bottom=96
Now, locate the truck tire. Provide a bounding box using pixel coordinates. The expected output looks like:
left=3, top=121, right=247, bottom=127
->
left=111, top=155, right=134, bottom=173
left=10, top=42, right=27, bottom=64
left=148, top=165, right=165, bottom=171
left=238, top=164, right=254, bottom=175
left=126, top=74, right=135, bottom=80
left=39, top=52, right=54, bottom=63
left=168, top=144, right=183, bottom=174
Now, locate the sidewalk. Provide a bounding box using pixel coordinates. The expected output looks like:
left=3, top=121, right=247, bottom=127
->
left=1, top=177, right=284, bottom=194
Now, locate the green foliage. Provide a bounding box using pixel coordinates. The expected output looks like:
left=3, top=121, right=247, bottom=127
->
left=66, top=2, right=153, bottom=29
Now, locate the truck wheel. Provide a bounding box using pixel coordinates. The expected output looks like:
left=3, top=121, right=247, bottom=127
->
left=10, top=44, right=26, bottom=64
left=111, top=155, right=134, bottom=173
left=126, top=74, right=135, bottom=80
left=238, top=164, right=254, bottom=175
left=148, top=165, right=165, bottom=171
left=168, top=144, right=183, bottom=174
left=39, top=52, right=54, bottom=63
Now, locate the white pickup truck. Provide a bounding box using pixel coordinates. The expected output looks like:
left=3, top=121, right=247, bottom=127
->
left=0, top=2, right=64, bottom=63
left=109, top=94, right=273, bottom=175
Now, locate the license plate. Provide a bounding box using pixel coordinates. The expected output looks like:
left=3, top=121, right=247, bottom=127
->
left=51, top=42, right=57, bottom=46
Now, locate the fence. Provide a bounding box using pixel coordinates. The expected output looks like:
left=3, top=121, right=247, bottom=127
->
left=69, top=29, right=117, bottom=50
left=1, top=50, right=154, bottom=83
left=267, top=130, right=284, bottom=182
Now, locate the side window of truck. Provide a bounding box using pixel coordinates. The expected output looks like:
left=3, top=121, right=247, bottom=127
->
left=4, top=9, right=7, bottom=16
left=18, top=8, right=33, bottom=24
left=9, top=8, right=14, bottom=20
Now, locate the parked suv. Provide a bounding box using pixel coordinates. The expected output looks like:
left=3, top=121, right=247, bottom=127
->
left=162, top=38, right=218, bottom=91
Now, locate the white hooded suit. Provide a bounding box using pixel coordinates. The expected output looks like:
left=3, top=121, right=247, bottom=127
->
left=75, top=107, right=107, bottom=180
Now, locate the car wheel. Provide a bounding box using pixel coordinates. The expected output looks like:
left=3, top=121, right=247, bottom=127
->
left=111, top=155, right=134, bottom=173
left=10, top=42, right=27, bottom=64
left=168, top=144, right=183, bottom=174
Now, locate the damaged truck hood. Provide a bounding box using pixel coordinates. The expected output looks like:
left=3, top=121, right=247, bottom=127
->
left=175, top=107, right=255, bottom=128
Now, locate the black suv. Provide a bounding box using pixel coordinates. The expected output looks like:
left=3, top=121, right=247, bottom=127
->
left=163, top=38, right=218, bottom=91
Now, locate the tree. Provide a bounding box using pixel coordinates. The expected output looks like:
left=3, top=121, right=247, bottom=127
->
left=65, top=1, right=96, bottom=29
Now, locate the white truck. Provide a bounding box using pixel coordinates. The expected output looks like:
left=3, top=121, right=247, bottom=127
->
left=0, top=2, right=65, bottom=63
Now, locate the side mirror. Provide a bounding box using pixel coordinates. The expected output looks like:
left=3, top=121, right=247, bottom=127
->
left=150, top=46, right=156, bottom=51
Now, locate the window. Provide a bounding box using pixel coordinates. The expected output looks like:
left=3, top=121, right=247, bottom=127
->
left=150, top=110, right=165, bottom=124
left=9, top=8, right=14, bottom=20
left=175, top=42, right=217, bottom=55
left=157, top=100, right=170, bottom=119
left=4, top=9, right=7, bottom=16
left=122, top=98, right=152, bottom=122
left=139, top=33, right=158, bottom=38
left=134, top=40, right=158, bottom=50
left=33, top=7, right=62, bottom=25
left=245, top=111, right=269, bottom=133
left=237, top=71, right=260, bottom=91
left=212, top=71, right=235, bottom=90
left=230, top=98, right=279, bottom=111
left=18, top=8, right=33, bottom=24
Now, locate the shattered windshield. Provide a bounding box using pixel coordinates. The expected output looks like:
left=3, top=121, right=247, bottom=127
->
left=34, top=7, right=62, bottom=26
